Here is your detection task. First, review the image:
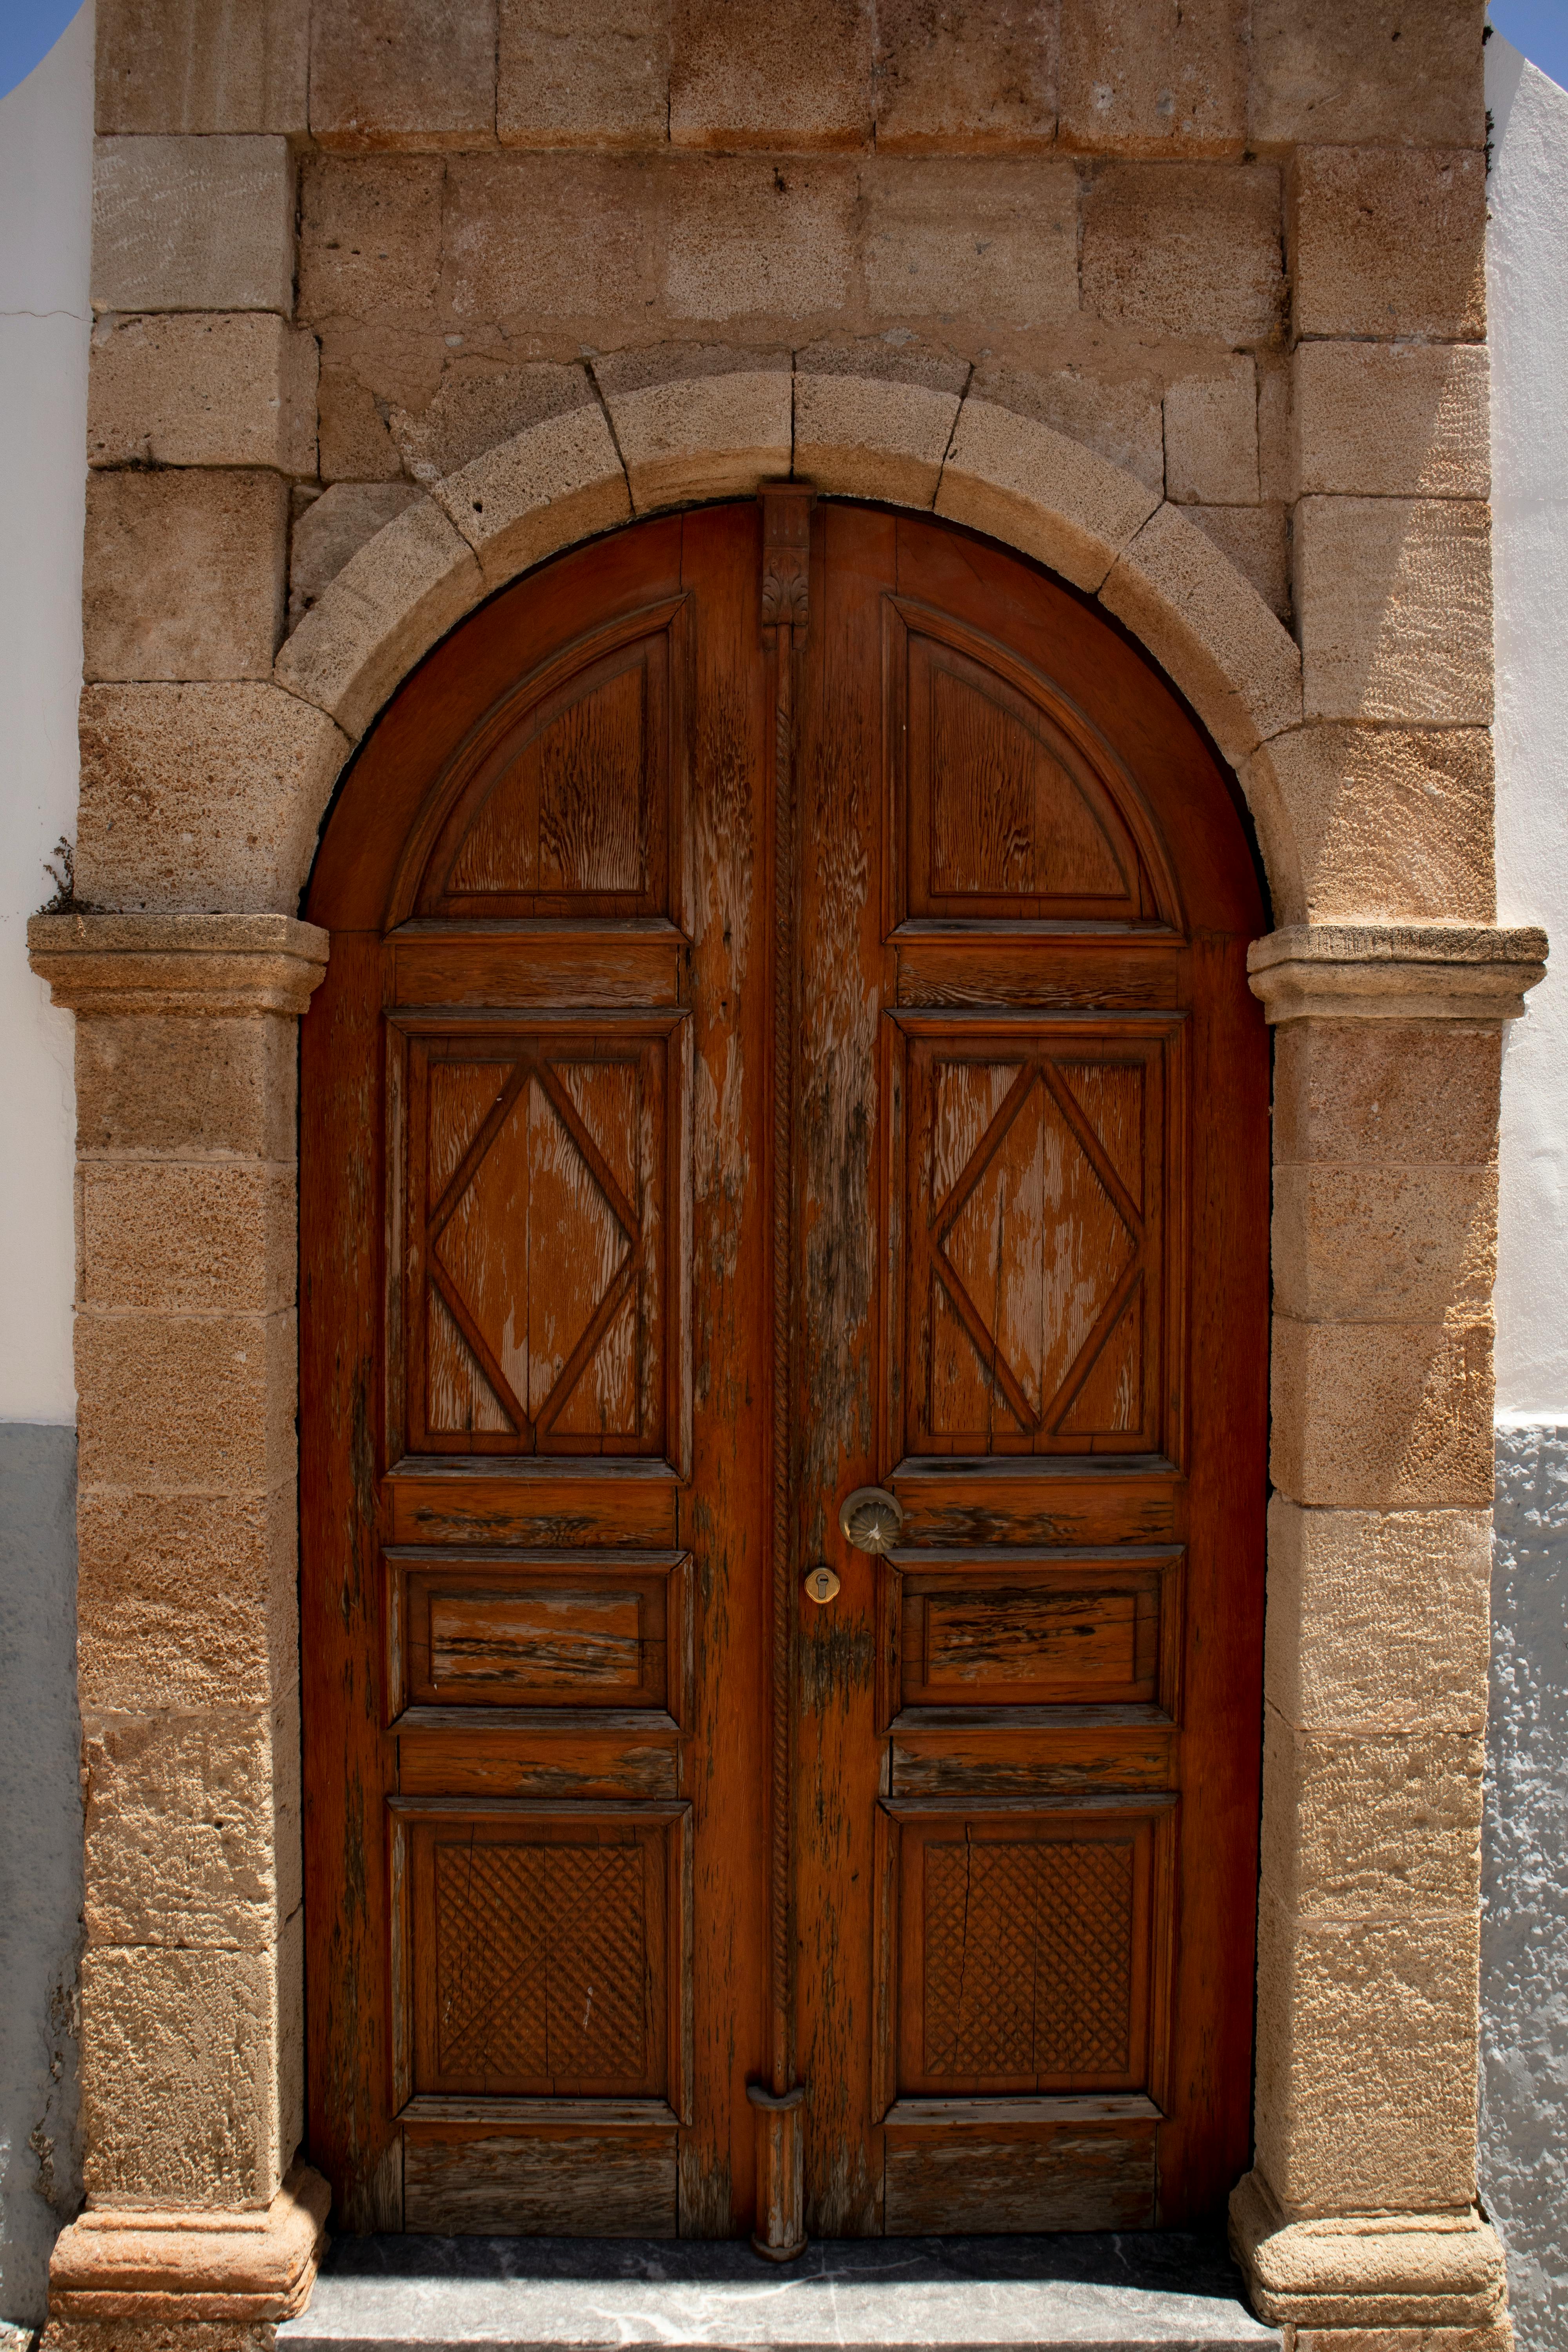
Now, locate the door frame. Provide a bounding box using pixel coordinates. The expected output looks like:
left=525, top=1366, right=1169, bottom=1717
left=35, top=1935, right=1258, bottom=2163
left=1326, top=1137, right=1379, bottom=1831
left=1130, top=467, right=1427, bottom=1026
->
left=35, top=368, right=1538, bottom=2334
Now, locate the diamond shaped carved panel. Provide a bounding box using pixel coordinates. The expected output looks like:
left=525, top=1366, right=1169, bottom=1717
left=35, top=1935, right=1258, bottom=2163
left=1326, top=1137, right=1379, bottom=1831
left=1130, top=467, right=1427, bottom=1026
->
left=896, top=1020, right=1177, bottom=1459
left=396, top=1015, right=686, bottom=1461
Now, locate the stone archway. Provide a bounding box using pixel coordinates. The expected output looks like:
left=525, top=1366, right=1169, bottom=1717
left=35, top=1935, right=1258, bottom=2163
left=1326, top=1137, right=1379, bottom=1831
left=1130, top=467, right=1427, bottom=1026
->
left=270, top=354, right=1310, bottom=920
left=29, top=356, right=1544, bottom=2342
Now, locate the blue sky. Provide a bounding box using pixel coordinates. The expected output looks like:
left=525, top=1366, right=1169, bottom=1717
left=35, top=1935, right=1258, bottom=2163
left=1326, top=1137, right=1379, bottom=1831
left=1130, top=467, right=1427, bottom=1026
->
left=1489, top=0, right=1568, bottom=93
left=0, top=0, right=77, bottom=104
left=0, top=1, right=1566, bottom=118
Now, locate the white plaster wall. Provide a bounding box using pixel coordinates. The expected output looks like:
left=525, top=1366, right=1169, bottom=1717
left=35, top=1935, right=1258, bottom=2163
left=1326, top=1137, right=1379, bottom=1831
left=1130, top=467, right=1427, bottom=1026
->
left=1489, top=33, right=1568, bottom=1423
left=0, top=3, right=91, bottom=1428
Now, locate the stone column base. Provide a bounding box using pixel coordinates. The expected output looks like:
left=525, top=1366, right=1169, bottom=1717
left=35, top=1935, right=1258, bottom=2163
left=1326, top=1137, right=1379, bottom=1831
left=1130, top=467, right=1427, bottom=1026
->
left=43, top=2163, right=330, bottom=2347
left=1230, top=2170, right=1510, bottom=2345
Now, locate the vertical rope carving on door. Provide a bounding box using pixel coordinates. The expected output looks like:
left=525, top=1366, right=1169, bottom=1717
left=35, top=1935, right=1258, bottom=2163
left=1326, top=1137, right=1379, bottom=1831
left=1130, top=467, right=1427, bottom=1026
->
left=747, top=481, right=813, bottom=2261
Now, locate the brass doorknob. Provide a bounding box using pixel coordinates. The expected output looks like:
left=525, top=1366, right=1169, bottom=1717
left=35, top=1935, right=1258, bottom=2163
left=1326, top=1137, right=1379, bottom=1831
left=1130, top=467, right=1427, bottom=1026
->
left=838, top=1486, right=904, bottom=1555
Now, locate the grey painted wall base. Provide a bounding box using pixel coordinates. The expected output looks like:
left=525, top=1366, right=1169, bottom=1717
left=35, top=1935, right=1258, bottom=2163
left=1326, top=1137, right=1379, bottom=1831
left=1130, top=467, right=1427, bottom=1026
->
left=0, top=1422, right=82, bottom=2330
left=1483, top=1425, right=1568, bottom=2352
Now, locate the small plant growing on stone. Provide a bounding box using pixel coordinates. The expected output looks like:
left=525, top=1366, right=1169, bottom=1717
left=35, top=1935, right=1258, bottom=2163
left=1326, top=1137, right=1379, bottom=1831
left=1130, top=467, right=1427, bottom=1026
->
left=39, top=835, right=81, bottom=913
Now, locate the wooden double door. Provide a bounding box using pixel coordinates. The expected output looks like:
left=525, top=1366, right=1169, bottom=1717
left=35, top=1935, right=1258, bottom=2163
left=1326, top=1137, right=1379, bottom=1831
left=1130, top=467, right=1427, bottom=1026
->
left=301, top=496, right=1268, bottom=2245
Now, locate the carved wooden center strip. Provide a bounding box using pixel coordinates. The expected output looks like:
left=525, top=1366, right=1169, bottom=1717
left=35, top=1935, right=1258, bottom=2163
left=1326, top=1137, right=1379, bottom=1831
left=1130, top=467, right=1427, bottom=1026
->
left=760, top=483, right=812, bottom=2105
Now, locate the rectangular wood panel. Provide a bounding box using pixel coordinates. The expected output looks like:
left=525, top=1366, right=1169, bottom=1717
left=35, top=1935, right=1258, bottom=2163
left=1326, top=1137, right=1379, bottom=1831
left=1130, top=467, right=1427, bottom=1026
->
left=889, top=1471, right=1181, bottom=1548
left=893, top=933, right=1183, bottom=1013
left=387, top=1548, right=687, bottom=1717
left=387, top=1468, right=681, bottom=1549
left=877, top=1798, right=1176, bottom=2103
left=883, top=2119, right=1157, bottom=2235
left=394, top=922, right=686, bottom=1009
left=397, top=1718, right=680, bottom=1801
left=888, top=1722, right=1174, bottom=1800
left=405, top=2126, right=677, bottom=2235
left=390, top=1801, right=691, bottom=2114
left=883, top=1548, right=1183, bottom=1718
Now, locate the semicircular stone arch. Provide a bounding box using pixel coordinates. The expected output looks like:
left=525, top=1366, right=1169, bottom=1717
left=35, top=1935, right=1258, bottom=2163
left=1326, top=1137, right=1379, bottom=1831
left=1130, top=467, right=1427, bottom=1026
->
left=271, top=356, right=1308, bottom=924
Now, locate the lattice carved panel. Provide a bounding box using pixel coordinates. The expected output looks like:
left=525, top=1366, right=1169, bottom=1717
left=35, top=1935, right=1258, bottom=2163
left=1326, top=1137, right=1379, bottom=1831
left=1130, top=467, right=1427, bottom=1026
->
left=922, top=1837, right=1133, bottom=2075
left=891, top=1018, right=1179, bottom=1460
left=882, top=1803, right=1173, bottom=2100
left=436, top=1841, right=648, bottom=2082
left=395, top=1804, right=690, bottom=2106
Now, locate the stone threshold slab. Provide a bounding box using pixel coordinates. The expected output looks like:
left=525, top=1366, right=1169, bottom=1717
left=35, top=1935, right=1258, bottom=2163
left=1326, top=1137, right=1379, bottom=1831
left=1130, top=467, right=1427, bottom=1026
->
left=280, top=2232, right=1279, bottom=2352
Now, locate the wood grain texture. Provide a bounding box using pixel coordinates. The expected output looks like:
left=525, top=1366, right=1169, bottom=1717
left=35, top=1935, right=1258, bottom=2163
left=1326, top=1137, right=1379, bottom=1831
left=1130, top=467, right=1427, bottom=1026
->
left=676, top=505, right=772, bottom=2233
left=793, top=502, right=893, bottom=2236
left=405, top=2128, right=677, bottom=2234
left=300, top=499, right=1267, bottom=2243
left=884, top=2120, right=1157, bottom=2234
left=403, top=601, right=690, bottom=924
left=389, top=1550, right=684, bottom=1715
left=301, top=933, right=402, bottom=2230
left=393, top=924, right=686, bottom=1011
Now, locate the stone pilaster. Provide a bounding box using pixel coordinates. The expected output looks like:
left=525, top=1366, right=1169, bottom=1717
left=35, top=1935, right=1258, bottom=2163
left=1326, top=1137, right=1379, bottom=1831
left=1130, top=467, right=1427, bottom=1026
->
left=27, top=914, right=330, bottom=2344
left=1234, top=922, right=1546, bottom=2348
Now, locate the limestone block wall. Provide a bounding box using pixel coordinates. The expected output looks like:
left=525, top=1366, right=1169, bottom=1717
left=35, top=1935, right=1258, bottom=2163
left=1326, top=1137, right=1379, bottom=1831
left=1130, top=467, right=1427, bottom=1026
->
left=70, top=971, right=309, bottom=2213
left=24, top=2, right=1553, bottom=2345
left=76, top=0, right=1499, bottom=931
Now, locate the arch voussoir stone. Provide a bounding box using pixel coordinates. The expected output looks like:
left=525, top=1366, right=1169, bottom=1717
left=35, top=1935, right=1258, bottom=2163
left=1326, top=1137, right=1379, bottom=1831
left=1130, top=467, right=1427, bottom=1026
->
left=1102, top=499, right=1304, bottom=764
left=274, top=494, right=484, bottom=745
left=934, top=391, right=1161, bottom=592
left=273, top=356, right=1311, bottom=919
left=593, top=343, right=793, bottom=514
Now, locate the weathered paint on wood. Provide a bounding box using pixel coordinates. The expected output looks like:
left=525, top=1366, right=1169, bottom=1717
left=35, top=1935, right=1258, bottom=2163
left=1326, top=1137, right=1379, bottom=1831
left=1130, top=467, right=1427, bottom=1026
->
left=405, top=2127, right=677, bottom=2235
left=299, top=499, right=1267, bottom=2243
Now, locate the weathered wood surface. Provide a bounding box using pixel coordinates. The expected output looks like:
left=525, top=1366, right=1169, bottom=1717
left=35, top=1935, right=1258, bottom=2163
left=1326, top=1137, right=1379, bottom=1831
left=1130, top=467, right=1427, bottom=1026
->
left=405, top=2128, right=677, bottom=2236
left=299, top=499, right=1267, bottom=2242
left=883, top=2120, right=1158, bottom=2235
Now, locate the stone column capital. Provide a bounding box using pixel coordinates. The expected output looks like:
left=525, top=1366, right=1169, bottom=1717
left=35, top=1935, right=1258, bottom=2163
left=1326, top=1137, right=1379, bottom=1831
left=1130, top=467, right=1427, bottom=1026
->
left=1247, top=922, right=1548, bottom=1024
left=27, top=911, right=329, bottom=1017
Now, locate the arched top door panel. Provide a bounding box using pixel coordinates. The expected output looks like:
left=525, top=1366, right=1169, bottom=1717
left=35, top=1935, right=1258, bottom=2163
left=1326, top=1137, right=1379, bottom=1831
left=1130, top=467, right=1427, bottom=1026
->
left=389, top=598, right=690, bottom=926
left=884, top=600, right=1182, bottom=931
left=305, top=504, right=1260, bottom=941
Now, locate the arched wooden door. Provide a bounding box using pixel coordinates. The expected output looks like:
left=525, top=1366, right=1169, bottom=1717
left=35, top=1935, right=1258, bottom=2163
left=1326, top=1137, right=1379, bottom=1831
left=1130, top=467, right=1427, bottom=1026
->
left=300, top=496, right=1269, bottom=2246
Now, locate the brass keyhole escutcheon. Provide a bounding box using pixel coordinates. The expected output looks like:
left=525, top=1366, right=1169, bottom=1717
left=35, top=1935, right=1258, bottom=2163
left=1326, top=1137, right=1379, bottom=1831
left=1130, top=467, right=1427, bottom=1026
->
left=838, top=1485, right=904, bottom=1555
left=804, top=1563, right=841, bottom=1605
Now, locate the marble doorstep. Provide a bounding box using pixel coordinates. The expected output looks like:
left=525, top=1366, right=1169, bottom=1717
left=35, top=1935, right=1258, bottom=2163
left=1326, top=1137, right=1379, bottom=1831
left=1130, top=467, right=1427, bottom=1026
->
left=279, top=2232, right=1279, bottom=2351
